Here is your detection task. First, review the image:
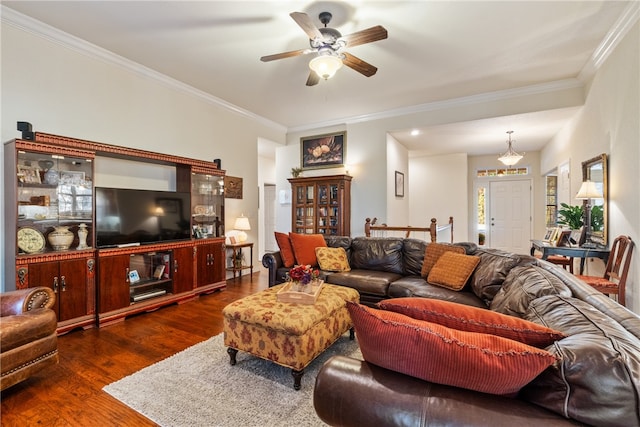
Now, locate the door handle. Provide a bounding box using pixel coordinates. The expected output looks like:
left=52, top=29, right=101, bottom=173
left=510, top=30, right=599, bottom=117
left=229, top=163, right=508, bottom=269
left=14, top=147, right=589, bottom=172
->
left=61, top=276, right=66, bottom=292
left=53, top=276, right=59, bottom=293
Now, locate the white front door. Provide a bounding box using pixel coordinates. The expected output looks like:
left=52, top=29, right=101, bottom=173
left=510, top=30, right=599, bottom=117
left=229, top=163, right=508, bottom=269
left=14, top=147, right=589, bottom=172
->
left=489, top=180, right=532, bottom=254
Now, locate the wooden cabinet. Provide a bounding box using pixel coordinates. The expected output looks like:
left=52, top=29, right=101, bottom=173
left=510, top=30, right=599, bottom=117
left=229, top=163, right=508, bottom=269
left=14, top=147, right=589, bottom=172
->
left=172, top=246, right=195, bottom=294
left=97, top=253, right=130, bottom=314
left=17, top=255, right=95, bottom=333
left=195, top=240, right=226, bottom=291
left=289, top=175, right=352, bottom=236
left=4, top=130, right=227, bottom=331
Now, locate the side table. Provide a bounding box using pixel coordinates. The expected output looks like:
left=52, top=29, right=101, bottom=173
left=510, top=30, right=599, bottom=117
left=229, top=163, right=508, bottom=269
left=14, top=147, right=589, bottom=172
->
left=227, top=242, right=253, bottom=280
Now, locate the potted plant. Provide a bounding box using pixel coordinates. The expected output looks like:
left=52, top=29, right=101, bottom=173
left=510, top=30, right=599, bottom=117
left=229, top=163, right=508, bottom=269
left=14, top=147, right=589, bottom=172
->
left=590, top=205, right=604, bottom=231
left=557, top=203, right=583, bottom=229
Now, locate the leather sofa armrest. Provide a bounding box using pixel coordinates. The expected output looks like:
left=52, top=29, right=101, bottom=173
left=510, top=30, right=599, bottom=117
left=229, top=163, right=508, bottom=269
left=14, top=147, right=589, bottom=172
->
left=314, top=356, right=579, bottom=427
left=0, top=287, right=56, bottom=316
left=262, top=251, right=283, bottom=287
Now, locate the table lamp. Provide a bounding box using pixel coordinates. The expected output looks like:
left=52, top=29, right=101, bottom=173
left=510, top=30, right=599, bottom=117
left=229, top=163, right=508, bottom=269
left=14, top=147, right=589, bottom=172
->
left=575, top=180, right=603, bottom=240
left=234, top=214, right=251, bottom=242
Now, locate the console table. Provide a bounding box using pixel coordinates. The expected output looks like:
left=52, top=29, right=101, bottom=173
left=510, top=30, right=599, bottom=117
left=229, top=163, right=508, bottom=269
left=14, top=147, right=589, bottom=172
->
left=530, top=239, right=610, bottom=275
left=227, top=242, right=253, bottom=280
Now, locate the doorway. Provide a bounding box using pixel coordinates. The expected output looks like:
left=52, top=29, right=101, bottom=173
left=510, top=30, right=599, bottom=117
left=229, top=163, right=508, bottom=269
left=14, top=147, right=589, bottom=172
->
left=263, top=184, right=277, bottom=252
left=488, top=179, right=532, bottom=254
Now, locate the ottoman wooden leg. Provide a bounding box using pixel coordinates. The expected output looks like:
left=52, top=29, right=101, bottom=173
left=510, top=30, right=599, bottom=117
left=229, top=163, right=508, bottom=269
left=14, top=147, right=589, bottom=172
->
left=349, top=327, right=355, bottom=340
left=227, top=347, right=238, bottom=365
left=292, top=369, right=304, bottom=391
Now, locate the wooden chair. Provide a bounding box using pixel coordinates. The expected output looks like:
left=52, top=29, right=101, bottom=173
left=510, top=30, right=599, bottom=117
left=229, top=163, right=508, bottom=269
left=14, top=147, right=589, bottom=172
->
left=575, top=235, right=634, bottom=306
left=547, top=255, right=574, bottom=273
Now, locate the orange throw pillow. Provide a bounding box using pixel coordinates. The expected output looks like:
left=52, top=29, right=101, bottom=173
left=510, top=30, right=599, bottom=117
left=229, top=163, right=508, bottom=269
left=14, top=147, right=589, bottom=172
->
left=379, top=298, right=566, bottom=347
left=347, top=302, right=556, bottom=396
left=289, top=233, right=327, bottom=267
left=427, top=251, right=480, bottom=291
left=421, top=243, right=465, bottom=278
left=274, top=232, right=295, bottom=268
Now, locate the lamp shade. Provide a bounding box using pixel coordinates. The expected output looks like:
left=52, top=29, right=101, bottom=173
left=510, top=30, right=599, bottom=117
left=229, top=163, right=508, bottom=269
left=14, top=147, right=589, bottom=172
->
left=309, top=55, right=343, bottom=80
left=575, top=181, right=602, bottom=199
left=234, top=215, right=251, bottom=231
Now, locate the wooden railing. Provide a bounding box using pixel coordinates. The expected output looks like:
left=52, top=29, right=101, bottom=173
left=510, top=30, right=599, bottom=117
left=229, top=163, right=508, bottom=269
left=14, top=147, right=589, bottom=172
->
left=364, top=217, right=454, bottom=243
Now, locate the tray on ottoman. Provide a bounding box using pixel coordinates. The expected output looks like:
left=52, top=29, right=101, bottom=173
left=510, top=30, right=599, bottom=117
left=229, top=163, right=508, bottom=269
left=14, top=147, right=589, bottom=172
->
left=276, top=280, right=324, bottom=304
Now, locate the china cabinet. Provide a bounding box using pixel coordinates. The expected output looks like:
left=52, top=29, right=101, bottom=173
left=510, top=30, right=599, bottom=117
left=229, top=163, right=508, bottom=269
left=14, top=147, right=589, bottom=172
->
left=288, top=175, right=352, bottom=236
left=5, top=140, right=96, bottom=333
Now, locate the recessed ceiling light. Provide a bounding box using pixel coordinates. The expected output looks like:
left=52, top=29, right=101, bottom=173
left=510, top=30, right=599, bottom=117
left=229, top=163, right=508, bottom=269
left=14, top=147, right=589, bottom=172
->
left=411, top=129, right=420, bottom=136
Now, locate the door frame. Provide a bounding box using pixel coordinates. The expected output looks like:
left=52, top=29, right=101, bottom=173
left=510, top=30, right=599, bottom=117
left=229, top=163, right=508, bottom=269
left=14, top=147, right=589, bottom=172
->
left=474, top=177, right=533, bottom=249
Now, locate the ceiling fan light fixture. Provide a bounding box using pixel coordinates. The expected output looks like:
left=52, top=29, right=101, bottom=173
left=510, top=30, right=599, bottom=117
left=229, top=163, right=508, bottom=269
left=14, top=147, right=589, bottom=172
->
left=309, top=54, right=343, bottom=80
left=498, top=130, right=524, bottom=166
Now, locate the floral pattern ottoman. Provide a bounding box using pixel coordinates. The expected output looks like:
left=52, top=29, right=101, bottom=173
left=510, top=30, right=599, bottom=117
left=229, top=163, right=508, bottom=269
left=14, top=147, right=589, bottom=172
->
left=223, top=283, right=359, bottom=390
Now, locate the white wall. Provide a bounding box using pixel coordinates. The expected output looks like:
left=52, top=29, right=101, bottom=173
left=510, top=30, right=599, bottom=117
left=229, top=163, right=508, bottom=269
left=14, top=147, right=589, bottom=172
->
left=1, top=21, right=285, bottom=290
left=541, top=22, right=639, bottom=312
left=411, top=153, right=469, bottom=242
left=386, top=134, right=409, bottom=225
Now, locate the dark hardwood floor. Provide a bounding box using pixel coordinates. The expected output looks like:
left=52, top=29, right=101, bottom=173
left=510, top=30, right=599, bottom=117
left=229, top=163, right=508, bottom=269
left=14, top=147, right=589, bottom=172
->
left=1, top=272, right=268, bottom=426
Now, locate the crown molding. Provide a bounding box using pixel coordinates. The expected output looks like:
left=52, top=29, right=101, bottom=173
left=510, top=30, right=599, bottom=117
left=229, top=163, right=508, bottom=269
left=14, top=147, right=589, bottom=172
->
left=1, top=6, right=287, bottom=134
left=287, top=78, right=584, bottom=134
left=578, top=1, right=640, bottom=81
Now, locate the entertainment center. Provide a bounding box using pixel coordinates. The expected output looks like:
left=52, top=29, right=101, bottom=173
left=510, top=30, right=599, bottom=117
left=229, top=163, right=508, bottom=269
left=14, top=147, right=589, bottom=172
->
left=4, top=129, right=227, bottom=333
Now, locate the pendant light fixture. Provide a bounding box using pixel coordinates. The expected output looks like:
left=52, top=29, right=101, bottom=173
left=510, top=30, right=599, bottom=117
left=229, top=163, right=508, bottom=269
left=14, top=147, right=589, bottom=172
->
left=498, top=131, right=524, bottom=166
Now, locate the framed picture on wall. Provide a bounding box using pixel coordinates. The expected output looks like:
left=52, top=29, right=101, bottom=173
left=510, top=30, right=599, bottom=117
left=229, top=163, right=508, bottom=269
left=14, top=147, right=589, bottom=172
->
left=395, top=171, right=404, bottom=197
left=300, top=131, right=346, bottom=169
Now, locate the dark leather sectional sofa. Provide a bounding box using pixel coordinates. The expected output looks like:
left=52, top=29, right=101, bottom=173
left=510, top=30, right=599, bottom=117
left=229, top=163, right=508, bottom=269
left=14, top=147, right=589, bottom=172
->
left=262, top=236, right=640, bottom=426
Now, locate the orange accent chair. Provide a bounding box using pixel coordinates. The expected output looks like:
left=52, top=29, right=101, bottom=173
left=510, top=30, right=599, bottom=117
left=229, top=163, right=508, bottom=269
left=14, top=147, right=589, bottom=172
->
left=575, top=235, right=634, bottom=306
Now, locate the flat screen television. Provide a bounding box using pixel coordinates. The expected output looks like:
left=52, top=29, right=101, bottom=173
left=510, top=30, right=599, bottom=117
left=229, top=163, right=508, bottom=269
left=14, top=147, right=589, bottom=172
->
left=95, top=187, right=191, bottom=247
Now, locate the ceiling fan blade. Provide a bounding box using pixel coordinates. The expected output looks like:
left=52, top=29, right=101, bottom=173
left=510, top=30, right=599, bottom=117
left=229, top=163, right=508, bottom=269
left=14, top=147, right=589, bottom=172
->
left=342, top=52, right=378, bottom=77
left=260, top=48, right=312, bottom=62
left=306, top=71, right=320, bottom=86
left=340, top=25, right=388, bottom=48
left=290, top=12, right=323, bottom=40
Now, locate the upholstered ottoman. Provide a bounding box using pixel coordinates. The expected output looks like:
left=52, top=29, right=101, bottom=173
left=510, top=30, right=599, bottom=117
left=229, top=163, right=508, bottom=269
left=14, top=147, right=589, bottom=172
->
left=223, top=283, right=359, bottom=390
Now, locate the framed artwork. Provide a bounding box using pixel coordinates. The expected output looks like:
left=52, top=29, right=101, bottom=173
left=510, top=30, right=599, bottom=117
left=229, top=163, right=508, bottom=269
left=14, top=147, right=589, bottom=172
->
left=543, top=227, right=556, bottom=242
left=60, top=170, right=85, bottom=185
left=301, top=131, right=345, bottom=169
left=17, top=165, right=41, bottom=184
left=395, top=171, right=404, bottom=197
left=128, top=270, right=140, bottom=284
left=224, top=176, right=243, bottom=199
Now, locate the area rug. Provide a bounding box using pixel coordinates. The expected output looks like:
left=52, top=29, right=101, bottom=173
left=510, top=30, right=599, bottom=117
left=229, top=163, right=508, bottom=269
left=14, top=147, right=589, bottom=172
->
left=103, top=333, right=362, bottom=427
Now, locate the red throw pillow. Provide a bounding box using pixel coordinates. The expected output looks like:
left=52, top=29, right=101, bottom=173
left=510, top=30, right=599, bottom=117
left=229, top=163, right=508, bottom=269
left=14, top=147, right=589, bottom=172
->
left=289, top=233, right=327, bottom=267
left=379, top=298, right=566, bottom=347
left=274, top=232, right=295, bottom=268
left=347, top=302, right=556, bottom=396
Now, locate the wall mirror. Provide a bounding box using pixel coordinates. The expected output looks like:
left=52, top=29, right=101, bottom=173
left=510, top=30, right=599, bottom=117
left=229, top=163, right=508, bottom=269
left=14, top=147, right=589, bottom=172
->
left=581, top=153, right=608, bottom=245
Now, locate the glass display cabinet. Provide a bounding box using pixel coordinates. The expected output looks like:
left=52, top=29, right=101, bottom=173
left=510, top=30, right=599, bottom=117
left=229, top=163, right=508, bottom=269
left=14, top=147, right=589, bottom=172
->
left=13, top=144, right=94, bottom=255
left=288, top=175, right=352, bottom=236
left=190, top=167, right=225, bottom=238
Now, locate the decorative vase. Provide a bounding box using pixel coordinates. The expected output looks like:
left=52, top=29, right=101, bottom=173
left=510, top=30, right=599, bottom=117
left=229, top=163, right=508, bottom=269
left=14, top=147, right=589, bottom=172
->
left=76, top=223, right=89, bottom=249
left=44, top=167, right=59, bottom=185
left=48, top=226, right=74, bottom=251
left=292, top=281, right=311, bottom=293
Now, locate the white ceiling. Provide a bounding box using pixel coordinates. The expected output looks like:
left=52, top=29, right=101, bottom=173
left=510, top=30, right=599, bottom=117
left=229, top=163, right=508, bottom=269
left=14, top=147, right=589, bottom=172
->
left=3, top=1, right=635, bottom=158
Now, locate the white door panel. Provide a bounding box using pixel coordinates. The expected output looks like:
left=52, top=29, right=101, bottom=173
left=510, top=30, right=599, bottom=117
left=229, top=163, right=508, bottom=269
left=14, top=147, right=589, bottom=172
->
left=489, top=180, right=532, bottom=254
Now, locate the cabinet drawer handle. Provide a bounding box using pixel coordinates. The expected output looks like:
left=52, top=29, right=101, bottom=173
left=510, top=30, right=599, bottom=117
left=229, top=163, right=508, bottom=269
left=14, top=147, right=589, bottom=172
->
left=53, top=276, right=58, bottom=293
left=61, top=276, right=66, bottom=292
left=126, top=267, right=130, bottom=283
left=174, top=259, right=178, bottom=273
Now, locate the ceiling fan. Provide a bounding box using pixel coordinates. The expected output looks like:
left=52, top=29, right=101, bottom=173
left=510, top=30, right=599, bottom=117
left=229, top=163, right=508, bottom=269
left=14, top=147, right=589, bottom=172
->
left=261, top=11, right=388, bottom=86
